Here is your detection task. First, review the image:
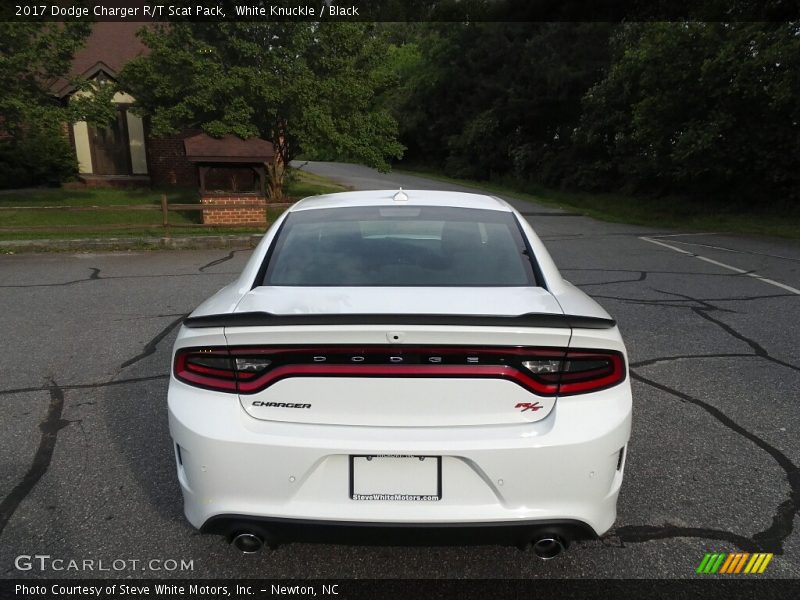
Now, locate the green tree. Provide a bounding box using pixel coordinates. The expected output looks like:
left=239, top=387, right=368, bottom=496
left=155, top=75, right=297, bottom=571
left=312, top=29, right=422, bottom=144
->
left=576, top=22, right=800, bottom=205
left=0, top=22, right=116, bottom=187
left=119, top=23, right=404, bottom=200
left=391, top=23, right=613, bottom=183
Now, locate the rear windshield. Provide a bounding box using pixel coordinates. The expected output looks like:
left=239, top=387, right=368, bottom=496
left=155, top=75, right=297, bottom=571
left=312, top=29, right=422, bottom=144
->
left=261, top=206, right=539, bottom=287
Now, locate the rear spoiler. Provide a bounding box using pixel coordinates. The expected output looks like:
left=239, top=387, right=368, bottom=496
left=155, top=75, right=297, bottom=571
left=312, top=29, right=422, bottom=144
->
left=183, top=312, right=616, bottom=330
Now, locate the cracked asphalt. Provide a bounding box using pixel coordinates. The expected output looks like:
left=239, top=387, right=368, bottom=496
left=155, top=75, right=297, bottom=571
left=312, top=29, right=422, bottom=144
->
left=1, top=161, right=798, bottom=579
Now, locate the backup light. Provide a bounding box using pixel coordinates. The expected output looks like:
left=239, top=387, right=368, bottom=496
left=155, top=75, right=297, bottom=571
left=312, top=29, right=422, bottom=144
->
left=235, top=357, right=272, bottom=372
left=522, top=359, right=562, bottom=374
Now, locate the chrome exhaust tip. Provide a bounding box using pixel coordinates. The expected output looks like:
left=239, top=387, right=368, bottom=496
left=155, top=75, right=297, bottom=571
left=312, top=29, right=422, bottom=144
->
left=532, top=536, right=566, bottom=560
left=231, top=532, right=264, bottom=553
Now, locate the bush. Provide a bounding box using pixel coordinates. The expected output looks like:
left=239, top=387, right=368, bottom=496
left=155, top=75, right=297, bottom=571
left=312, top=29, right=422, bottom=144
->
left=0, top=122, right=77, bottom=189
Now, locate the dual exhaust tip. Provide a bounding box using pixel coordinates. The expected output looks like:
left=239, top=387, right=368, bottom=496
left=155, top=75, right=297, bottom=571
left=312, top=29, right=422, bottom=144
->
left=231, top=531, right=566, bottom=559
left=531, top=536, right=567, bottom=559
left=231, top=532, right=265, bottom=553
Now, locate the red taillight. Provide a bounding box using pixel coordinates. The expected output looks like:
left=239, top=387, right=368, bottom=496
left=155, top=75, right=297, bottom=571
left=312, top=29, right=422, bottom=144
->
left=173, top=350, right=238, bottom=392
left=173, top=346, right=626, bottom=396
left=554, top=351, right=626, bottom=395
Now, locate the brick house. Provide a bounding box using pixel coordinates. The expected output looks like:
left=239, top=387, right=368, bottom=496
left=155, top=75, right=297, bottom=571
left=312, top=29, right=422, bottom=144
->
left=53, top=22, right=198, bottom=188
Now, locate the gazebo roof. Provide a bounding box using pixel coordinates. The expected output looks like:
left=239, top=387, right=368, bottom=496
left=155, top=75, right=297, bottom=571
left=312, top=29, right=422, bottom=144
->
left=184, top=134, right=275, bottom=163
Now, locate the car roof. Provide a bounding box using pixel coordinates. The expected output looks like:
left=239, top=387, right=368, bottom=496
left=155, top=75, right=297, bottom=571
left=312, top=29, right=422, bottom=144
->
left=288, top=189, right=513, bottom=212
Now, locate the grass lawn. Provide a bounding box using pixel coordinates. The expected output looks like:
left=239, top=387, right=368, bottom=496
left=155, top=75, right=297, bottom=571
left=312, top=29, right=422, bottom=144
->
left=394, top=168, right=800, bottom=240
left=0, top=169, right=346, bottom=241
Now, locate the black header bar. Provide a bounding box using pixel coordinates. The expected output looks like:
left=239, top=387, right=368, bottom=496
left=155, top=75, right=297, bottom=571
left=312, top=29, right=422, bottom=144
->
left=4, top=0, right=800, bottom=22
left=3, top=578, right=800, bottom=600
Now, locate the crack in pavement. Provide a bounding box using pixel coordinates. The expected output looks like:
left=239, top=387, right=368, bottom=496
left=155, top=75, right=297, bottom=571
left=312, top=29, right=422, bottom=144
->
left=690, top=307, right=800, bottom=375
left=609, top=523, right=761, bottom=552
left=0, top=380, right=70, bottom=537
left=630, top=353, right=756, bottom=369
left=0, top=270, right=235, bottom=289
left=119, top=315, right=187, bottom=370
left=113, top=312, right=188, bottom=322
left=199, top=249, right=247, bottom=272
left=589, top=294, right=738, bottom=312
left=0, top=267, right=104, bottom=288
left=592, top=292, right=796, bottom=305
left=576, top=271, right=647, bottom=287
left=561, top=268, right=756, bottom=277
left=0, top=371, right=169, bottom=536
left=652, top=288, right=735, bottom=313
left=613, top=286, right=798, bottom=553
left=613, top=371, right=800, bottom=554
left=0, top=374, right=169, bottom=397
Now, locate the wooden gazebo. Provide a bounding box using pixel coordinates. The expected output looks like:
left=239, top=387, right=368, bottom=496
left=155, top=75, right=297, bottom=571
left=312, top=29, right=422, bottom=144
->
left=184, top=133, right=275, bottom=225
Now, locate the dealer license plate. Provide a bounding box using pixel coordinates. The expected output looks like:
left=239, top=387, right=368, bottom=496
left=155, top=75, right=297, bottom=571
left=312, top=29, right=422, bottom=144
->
left=349, top=455, right=441, bottom=501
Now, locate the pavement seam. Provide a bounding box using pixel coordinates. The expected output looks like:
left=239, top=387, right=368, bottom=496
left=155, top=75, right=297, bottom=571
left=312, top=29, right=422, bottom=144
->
left=118, top=315, right=188, bottom=370
left=197, top=250, right=239, bottom=273
left=640, top=236, right=800, bottom=295
left=616, top=371, right=799, bottom=554
left=689, top=307, right=800, bottom=375
left=0, top=380, right=70, bottom=537
left=0, top=374, right=169, bottom=397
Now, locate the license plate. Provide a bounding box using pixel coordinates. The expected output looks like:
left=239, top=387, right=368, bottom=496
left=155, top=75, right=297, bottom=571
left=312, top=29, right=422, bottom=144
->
left=350, top=455, right=442, bottom=501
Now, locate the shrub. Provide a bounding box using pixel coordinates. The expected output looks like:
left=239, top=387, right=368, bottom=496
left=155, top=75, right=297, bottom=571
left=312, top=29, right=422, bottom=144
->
left=0, top=121, right=77, bottom=189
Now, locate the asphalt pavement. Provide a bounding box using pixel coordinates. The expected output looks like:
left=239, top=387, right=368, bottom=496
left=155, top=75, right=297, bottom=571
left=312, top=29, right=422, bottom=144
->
left=1, top=161, right=798, bottom=579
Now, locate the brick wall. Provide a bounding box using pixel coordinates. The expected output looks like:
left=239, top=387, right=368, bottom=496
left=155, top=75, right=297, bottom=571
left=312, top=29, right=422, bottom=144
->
left=146, top=127, right=201, bottom=188
left=200, top=195, right=267, bottom=226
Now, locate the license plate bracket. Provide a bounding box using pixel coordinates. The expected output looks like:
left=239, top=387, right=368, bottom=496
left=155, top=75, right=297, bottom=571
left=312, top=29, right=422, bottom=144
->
left=349, top=455, right=442, bottom=501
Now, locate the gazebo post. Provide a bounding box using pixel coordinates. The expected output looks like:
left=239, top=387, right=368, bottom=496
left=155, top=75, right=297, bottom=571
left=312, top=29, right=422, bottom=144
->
left=254, top=165, right=266, bottom=197
left=198, top=166, right=208, bottom=195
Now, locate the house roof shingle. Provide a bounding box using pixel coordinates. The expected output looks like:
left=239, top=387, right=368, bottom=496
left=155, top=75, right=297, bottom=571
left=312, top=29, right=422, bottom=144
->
left=52, top=22, right=149, bottom=97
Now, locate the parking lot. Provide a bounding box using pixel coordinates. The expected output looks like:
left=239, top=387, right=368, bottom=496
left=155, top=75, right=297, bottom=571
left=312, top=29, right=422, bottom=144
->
left=1, top=164, right=798, bottom=578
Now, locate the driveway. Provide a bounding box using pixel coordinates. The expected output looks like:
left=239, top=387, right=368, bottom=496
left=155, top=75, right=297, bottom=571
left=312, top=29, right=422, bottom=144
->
left=1, top=162, right=798, bottom=578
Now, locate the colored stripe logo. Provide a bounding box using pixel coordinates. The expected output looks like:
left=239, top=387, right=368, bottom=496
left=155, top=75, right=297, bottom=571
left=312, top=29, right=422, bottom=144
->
left=696, top=552, right=773, bottom=574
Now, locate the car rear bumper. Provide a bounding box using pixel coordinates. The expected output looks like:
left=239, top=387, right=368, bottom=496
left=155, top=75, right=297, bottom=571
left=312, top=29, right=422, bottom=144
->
left=168, top=379, right=632, bottom=538
left=200, top=515, right=597, bottom=547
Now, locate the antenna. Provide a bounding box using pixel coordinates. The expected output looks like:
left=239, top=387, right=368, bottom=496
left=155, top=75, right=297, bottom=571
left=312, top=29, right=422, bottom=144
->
left=393, top=187, right=409, bottom=202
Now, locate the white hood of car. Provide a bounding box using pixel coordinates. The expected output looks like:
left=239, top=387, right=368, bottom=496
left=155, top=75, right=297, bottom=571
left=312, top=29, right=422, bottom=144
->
left=233, top=286, right=564, bottom=316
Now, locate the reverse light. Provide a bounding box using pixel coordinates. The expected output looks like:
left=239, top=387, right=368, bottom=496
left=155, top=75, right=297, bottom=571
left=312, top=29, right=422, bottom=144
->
left=173, top=346, right=626, bottom=396
left=522, top=359, right=562, bottom=374
left=235, top=357, right=272, bottom=373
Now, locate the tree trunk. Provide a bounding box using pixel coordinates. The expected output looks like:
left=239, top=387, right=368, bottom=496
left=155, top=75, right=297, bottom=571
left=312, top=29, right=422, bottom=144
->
left=265, top=154, right=285, bottom=201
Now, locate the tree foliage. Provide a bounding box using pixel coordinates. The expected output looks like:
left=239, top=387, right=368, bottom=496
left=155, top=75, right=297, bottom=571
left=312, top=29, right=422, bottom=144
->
left=392, top=23, right=614, bottom=181
left=394, top=22, right=800, bottom=208
left=119, top=23, right=404, bottom=199
left=576, top=22, right=800, bottom=205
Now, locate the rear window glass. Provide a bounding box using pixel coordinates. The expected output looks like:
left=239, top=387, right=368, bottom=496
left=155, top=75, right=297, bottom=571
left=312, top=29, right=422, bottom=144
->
left=261, top=206, right=538, bottom=287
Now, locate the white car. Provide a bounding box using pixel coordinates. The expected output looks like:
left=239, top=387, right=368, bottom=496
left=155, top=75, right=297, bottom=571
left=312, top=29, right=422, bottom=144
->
left=169, top=189, right=631, bottom=558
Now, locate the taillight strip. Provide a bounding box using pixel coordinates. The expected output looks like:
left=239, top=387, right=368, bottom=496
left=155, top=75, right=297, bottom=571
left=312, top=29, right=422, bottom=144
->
left=236, top=364, right=560, bottom=396
left=172, top=345, right=626, bottom=396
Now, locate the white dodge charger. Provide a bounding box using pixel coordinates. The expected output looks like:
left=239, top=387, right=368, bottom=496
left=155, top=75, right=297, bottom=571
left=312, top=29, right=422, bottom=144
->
left=168, top=190, right=632, bottom=558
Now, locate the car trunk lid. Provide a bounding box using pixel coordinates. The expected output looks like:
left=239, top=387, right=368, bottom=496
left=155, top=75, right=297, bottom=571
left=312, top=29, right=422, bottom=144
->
left=198, top=287, right=582, bottom=427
